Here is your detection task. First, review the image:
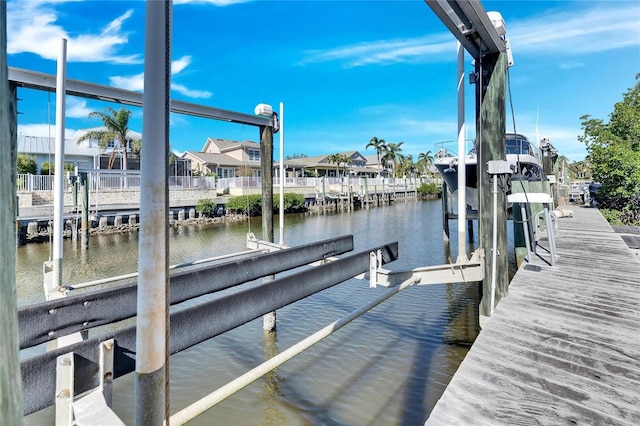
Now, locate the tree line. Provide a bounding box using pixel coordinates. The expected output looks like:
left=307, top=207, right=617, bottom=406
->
left=324, top=137, right=435, bottom=179
left=580, top=73, right=640, bottom=225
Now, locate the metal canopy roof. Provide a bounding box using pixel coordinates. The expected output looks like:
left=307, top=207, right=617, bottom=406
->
left=8, top=67, right=272, bottom=128
left=424, top=0, right=505, bottom=59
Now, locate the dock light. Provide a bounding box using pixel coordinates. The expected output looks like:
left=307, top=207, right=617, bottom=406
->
left=255, top=103, right=279, bottom=133
left=254, top=103, right=273, bottom=117
left=487, top=11, right=506, bottom=36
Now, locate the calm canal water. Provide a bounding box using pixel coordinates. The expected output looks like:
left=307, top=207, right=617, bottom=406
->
left=21, top=199, right=480, bottom=425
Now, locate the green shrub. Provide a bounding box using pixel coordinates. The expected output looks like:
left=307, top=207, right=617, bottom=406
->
left=40, top=161, right=54, bottom=175
left=17, top=154, right=37, bottom=175
left=195, top=199, right=217, bottom=217
left=226, top=194, right=262, bottom=216
left=275, top=193, right=306, bottom=212
left=226, top=193, right=307, bottom=216
left=417, top=183, right=440, bottom=195
left=600, top=207, right=640, bottom=226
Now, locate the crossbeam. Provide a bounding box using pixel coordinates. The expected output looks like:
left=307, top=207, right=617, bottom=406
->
left=424, top=0, right=505, bottom=59
left=8, top=67, right=271, bottom=127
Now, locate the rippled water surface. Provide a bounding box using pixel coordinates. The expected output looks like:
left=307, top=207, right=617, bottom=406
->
left=21, top=200, right=480, bottom=425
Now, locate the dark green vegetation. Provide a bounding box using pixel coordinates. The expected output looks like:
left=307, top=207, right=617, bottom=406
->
left=365, top=136, right=435, bottom=179
left=580, top=73, right=640, bottom=225
left=16, top=153, right=36, bottom=175
left=195, top=199, right=219, bottom=217
left=225, top=193, right=307, bottom=216
left=417, top=182, right=440, bottom=198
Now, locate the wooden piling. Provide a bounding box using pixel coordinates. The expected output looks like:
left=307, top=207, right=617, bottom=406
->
left=260, top=123, right=276, bottom=332
left=80, top=172, right=89, bottom=249
left=442, top=182, right=450, bottom=242
left=0, top=1, right=24, bottom=420
left=477, top=52, right=508, bottom=320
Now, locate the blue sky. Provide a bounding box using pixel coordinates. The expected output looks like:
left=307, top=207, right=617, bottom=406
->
left=7, top=0, right=640, bottom=162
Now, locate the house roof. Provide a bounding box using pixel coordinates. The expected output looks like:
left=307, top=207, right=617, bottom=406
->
left=201, top=138, right=259, bottom=153
left=182, top=151, right=250, bottom=167
left=277, top=151, right=367, bottom=168
left=18, top=135, right=102, bottom=157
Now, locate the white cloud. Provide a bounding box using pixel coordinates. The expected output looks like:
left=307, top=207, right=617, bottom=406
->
left=109, top=57, right=212, bottom=98
left=559, top=62, right=585, bottom=71
left=299, top=3, right=639, bottom=69
left=110, top=73, right=145, bottom=92
left=66, top=98, right=93, bottom=118
left=172, top=56, right=192, bottom=74
left=7, top=2, right=141, bottom=64
left=173, top=0, right=251, bottom=5
left=508, top=5, right=640, bottom=56
left=300, top=34, right=455, bottom=68
left=18, top=123, right=77, bottom=139
left=172, top=83, right=213, bottom=99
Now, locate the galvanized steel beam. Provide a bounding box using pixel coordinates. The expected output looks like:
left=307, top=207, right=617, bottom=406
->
left=18, top=236, right=354, bottom=349
left=424, top=0, right=504, bottom=59
left=7, top=67, right=271, bottom=128
left=20, top=242, right=398, bottom=415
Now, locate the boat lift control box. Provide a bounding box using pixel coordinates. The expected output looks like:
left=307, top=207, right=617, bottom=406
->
left=487, top=160, right=514, bottom=175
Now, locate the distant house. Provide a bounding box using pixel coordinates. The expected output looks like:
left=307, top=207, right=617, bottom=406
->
left=17, top=134, right=102, bottom=174
left=73, top=127, right=143, bottom=170
left=277, top=151, right=377, bottom=178
left=18, top=128, right=190, bottom=175
left=182, top=138, right=262, bottom=178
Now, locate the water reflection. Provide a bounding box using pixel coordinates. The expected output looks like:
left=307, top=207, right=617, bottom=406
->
left=20, top=200, right=481, bottom=425
left=260, top=331, right=287, bottom=425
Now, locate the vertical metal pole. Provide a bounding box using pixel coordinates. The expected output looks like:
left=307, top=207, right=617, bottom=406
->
left=456, top=42, right=467, bottom=263
left=52, top=38, right=67, bottom=290
left=135, top=1, right=171, bottom=424
left=80, top=172, right=89, bottom=249
left=278, top=102, right=284, bottom=246
left=0, top=2, right=24, bottom=420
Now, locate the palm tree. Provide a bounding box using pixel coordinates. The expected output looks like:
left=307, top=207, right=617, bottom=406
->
left=78, top=107, right=139, bottom=170
left=418, top=150, right=434, bottom=177
left=366, top=137, right=387, bottom=176
left=399, top=154, right=414, bottom=178
left=327, top=153, right=353, bottom=178
left=383, top=142, right=404, bottom=178
left=327, top=153, right=342, bottom=177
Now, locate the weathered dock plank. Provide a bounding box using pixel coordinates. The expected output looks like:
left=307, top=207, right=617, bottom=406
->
left=427, top=206, right=640, bottom=425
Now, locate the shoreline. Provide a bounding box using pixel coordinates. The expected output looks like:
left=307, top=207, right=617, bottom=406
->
left=21, top=213, right=249, bottom=245
left=19, top=195, right=435, bottom=245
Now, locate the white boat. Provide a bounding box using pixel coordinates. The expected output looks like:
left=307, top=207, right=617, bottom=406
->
left=434, top=133, right=544, bottom=210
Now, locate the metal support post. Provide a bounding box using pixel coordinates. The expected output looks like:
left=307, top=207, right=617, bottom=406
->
left=135, top=1, right=171, bottom=424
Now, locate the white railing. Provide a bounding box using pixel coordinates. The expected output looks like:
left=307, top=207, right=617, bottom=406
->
left=17, top=174, right=56, bottom=192
left=17, top=174, right=433, bottom=193
left=17, top=174, right=217, bottom=192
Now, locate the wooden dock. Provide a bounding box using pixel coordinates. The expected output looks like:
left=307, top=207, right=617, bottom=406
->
left=427, top=205, right=640, bottom=425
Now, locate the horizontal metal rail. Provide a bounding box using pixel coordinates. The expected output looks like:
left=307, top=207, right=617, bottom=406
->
left=8, top=67, right=271, bottom=127
left=18, top=235, right=354, bottom=349
left=170, top=275, right=419, bottom=425
left=69, top=248, right=266, bottom=290
left=20, top=242, right=399, bottom=415
left=372, top=248, right=484, bottom=287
